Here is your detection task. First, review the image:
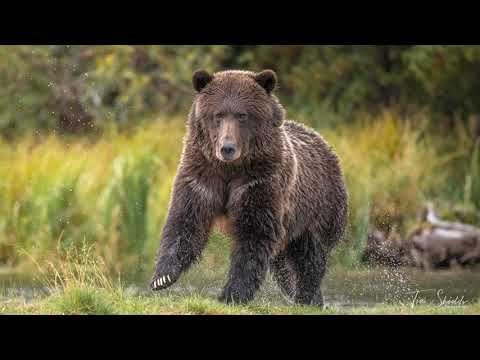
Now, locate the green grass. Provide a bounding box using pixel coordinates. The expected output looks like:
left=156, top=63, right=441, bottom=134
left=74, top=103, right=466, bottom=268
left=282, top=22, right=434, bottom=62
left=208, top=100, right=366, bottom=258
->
left=0, top=118, right=184, bottom=273
left=1, top=242, right=478, bottom=315
left=2, top=287, right=479, bottom=315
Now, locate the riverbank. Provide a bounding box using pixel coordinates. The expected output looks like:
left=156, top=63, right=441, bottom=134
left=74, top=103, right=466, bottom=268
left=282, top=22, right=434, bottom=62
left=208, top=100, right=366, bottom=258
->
left=2, top=287, right=479, bottom=315
left=2, top=265, right=479, bottom=315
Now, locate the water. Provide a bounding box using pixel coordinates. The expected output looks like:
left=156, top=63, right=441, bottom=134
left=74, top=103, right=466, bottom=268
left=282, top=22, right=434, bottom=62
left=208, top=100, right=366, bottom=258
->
left=322, top=267, right=480, bottom=307
left=1, top=267, right=480, bottom=308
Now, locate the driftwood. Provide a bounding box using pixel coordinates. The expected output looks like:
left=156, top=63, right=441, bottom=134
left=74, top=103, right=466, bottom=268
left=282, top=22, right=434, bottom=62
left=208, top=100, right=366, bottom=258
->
left=361, top=203, right=480, bottom=269
left=409, top=203, right=480, bottom=269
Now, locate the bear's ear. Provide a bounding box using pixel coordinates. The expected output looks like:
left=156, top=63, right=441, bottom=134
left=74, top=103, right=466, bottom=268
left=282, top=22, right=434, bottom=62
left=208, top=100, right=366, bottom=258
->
left=192, top=70, right=213, bottom=92
left=254, top=69, right=277, bottom=95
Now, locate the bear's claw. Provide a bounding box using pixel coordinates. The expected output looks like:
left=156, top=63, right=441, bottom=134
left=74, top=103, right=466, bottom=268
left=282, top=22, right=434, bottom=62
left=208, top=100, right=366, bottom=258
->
left=151, top=274, right=173, bottom=291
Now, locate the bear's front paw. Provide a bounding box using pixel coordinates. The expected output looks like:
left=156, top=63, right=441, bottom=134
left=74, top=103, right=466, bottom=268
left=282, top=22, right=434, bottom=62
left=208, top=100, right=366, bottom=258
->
left=150, top=273, right=176, bottom=291
left=150, top=261, right=181, bottom=291
left=218, top=283, right=254, bottom=305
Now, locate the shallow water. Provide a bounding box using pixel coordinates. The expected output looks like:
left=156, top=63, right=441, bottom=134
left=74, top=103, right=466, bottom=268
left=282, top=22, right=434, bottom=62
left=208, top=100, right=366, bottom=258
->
left=322, top=267, right=480, bottom=307
left=1, top=266, right=480, bottom=308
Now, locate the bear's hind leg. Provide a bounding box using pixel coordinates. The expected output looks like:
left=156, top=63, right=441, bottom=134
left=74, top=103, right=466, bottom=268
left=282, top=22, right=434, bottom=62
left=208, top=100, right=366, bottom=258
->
left=289, top=232, right=327, bottom=307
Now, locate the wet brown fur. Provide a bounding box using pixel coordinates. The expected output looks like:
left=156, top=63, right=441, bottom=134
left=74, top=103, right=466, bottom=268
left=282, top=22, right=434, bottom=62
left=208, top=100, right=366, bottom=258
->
left=151, top=69, right=348, bottom=306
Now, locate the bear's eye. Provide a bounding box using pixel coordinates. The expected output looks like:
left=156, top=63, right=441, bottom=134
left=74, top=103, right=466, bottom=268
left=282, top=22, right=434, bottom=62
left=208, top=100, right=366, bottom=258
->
left=213, top=112, right=224, bottom=126
left=236, top=113, right=248, bottom=123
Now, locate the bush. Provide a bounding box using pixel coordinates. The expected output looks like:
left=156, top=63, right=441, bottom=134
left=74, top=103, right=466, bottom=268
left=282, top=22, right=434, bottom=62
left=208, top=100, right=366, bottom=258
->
left=2, top=45, right=480, bottom=137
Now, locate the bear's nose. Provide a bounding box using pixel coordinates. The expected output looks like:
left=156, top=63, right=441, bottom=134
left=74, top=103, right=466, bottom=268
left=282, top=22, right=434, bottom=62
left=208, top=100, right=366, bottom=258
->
left=220, top=143, right=236, bottom=160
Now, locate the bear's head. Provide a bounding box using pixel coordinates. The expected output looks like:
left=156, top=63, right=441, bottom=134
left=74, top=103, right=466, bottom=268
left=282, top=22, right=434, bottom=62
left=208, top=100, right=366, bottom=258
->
left=190, top=69, right=286, bottom=164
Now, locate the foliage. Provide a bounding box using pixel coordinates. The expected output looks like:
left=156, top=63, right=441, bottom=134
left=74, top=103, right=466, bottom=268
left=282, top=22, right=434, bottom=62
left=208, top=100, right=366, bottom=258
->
left=2, top=46, right=480, bottom=136
left=0, top=112, right=475, bottom=272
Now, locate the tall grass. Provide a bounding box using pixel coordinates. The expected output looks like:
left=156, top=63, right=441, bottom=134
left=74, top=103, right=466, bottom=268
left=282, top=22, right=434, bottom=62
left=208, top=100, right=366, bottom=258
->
left=98, top=151, right=154, bottom=273
left=326, top=111, right=463, bottom=267
left=0, top=112, right=474, bottom=275
left=0, top=118, right=184, bottom=275
left=465, top=139, right=480, bottom=209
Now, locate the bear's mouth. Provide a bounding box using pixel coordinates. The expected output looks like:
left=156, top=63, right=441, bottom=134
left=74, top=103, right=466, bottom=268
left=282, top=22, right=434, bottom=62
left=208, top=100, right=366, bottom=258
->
left=216, top=153, right=242, bottom=163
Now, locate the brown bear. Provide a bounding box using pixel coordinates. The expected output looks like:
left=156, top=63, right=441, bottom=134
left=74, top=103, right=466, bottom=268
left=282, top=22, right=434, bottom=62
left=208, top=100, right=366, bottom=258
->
left=150, top=69, right=348, bottom=306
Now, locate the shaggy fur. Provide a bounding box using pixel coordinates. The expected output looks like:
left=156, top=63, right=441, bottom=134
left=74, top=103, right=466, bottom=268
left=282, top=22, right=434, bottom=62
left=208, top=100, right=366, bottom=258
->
left=150, top=69, right=348, bottom=306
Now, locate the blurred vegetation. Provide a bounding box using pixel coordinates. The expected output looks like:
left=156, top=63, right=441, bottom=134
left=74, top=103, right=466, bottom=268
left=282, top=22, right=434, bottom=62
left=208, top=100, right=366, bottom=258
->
left=1, top=45, right=480, bottom=279
left=0, top=111, right=478, bottom=275
left=2, top=45, right=480, bottom=136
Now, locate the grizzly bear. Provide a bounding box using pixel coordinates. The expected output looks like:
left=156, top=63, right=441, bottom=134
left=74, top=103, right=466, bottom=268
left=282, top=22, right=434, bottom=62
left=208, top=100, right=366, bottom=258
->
left=150, top=69, right=348, bottom=306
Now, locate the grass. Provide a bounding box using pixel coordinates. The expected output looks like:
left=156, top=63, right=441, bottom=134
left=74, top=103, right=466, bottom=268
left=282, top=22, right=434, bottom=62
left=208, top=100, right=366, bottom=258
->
left=0, top=117, right=184, bottom=274
left=1, top=241, right=478, bottom=315
left=2, top=288, right=479, bottom=315
left=325, top=111, right=473, bottom=266
left=1, top=111, right=477, bottom=274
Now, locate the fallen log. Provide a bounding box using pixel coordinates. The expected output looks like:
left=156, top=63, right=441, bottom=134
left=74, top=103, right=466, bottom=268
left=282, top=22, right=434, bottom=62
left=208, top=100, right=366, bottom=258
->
left=409, top=203, right=480, bottom=270
left=424, top=202, right=480, bottom=235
